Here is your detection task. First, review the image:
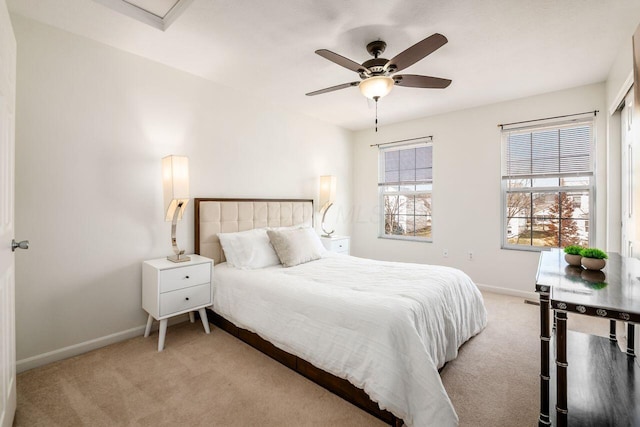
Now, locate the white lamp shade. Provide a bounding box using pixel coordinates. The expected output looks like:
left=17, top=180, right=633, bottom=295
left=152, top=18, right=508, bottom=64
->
left=359, top=76, right=394, bottom=99
left=162, top=155, right=190, bottom=221
left=319, top=175, right=337, bottom=211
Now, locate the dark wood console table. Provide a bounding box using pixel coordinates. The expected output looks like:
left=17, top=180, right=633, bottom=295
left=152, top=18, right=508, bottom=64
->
left=535, top=249, right=640, bottom=427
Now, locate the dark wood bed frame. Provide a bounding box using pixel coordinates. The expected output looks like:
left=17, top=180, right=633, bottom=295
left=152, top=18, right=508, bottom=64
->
left=203, top=310, right=401, bottom=426
left=194, top=198, right=403, bottom=427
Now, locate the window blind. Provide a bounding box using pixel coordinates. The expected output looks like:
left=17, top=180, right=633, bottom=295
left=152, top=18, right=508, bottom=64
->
left=379, top=143, right=432, bottom=186
left=503, top=122, right=593, bottom=179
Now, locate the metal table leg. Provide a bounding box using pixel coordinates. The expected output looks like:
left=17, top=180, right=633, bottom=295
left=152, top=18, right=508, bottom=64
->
left=539, top=292, right=551, bottom=426
left=610, top=319, right=617, bottom=342
left=556, top=310, right=568, bottom=427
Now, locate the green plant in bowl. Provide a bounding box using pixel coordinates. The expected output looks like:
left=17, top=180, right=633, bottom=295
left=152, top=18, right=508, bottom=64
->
left=563, top=245, right=584, bottom=266
left=579, top=247, right=608, bottom=271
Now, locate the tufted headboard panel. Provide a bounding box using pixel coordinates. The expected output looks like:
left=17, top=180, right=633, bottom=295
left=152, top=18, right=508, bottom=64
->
left=194, top=198, right=314, bottom=265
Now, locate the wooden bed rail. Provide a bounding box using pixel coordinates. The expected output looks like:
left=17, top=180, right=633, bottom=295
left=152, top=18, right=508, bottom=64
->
left=204, top=309, right=403, bottom=427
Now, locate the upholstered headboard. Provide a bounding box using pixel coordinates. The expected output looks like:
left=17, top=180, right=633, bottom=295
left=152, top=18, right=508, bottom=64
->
left=194, top=198, right=314, bottom=264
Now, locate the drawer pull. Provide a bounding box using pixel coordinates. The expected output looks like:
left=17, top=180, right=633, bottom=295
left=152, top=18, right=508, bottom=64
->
left=185, top=297, right=190, bottom=301
left=185, top=276, right=190, bottom=279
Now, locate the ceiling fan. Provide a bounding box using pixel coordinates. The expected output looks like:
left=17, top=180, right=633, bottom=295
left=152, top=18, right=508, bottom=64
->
left=306, top=33, right=452, bottom=101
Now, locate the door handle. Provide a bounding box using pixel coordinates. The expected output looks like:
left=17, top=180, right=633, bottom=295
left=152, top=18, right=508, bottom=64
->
left=11, top=239, right=29, bottom=252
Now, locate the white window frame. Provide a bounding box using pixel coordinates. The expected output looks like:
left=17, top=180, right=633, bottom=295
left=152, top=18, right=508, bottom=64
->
left=378, top=137, right=433, bottom=242
left=501, top=118, right=596, bottom=251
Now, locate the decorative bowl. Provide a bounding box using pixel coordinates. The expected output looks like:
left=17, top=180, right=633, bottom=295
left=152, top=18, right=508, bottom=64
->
left=564, top=253, right=582, bottom=267
left=581, top=257, right=606, bottom=271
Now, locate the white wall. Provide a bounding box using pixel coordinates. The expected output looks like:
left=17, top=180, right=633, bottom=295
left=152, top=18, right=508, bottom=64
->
left=604, top=33, right=633, bottom=255
left=351, top=83, right=607, bottom=296
left=12, top=16, right=353, bottom=366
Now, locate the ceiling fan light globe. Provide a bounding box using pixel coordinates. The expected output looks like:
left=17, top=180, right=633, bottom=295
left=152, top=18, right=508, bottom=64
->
left=359, top=76, right=394, bottom=100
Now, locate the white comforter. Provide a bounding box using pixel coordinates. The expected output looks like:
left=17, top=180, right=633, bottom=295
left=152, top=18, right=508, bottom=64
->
left=213, top=253, right=487, bottom=427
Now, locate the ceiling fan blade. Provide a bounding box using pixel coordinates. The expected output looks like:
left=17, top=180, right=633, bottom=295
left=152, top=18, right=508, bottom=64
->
left=385, top=33, right=448, bottom=73
left=305, top=81, right=360, bottom=96
left=393, top=74, right=452, bottom=89
left=316, top=49, right=371, bottom=74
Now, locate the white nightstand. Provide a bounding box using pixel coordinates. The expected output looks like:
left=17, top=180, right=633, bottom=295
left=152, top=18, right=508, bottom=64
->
left=142, top=254, right=213, bottom=351
left=320, top=235, right=350, bottom=255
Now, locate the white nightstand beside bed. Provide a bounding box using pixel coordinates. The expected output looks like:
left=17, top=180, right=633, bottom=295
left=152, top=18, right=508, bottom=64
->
left=142, top=254, right=213, bottom=351
left=320, top=235, right=350, bottom=254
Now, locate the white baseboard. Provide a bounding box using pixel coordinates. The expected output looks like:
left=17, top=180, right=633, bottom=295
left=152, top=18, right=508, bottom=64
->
left=476, top=283, right=538, bottom=301
left=16, top=325, right=146, bottom=373
left=17, top=314, right=189, bottom=373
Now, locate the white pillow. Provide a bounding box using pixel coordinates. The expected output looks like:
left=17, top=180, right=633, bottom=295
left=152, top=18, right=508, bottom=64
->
left=267, top=227, right=326, bottom=267
left=217, top=228, right=281, bottom=269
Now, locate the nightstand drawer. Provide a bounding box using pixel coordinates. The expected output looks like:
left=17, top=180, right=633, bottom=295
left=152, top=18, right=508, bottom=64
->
left=321, top=237, right=350, bottom=254
left=160, top=263, right=211, bottom=293
left=332, top=240, right=350, bottom=254
left=160, top=282, right=211, bottom=317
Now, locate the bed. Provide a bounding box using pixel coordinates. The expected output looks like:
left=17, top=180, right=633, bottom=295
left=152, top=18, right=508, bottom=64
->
left=194, top=198, right=487, bottom=427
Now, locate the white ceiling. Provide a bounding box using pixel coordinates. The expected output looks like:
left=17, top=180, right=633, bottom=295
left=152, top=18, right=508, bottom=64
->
left=7, top=0, right=640, bottom=130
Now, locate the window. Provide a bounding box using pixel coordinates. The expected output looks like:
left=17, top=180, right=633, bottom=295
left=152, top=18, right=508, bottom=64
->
left=378, top=138, right=432, bottom=241
left=501, top=118, right=594, bottom=250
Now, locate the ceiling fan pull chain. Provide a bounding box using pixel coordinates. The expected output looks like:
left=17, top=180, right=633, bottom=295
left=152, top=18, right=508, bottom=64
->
left=374, top=96, right=379, bottom=132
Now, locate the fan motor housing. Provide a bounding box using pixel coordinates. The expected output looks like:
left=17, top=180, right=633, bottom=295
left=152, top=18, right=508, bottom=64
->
left=361, top=58, right=390, bottom=78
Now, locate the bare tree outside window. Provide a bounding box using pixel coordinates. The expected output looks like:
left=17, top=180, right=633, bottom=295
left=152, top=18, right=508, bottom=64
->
left=506, top=191, right=549, bottom=246
left=383, top=194, right=432, bottom=237
left=507, top=192, right=530, bottom=219
left=384, top=195, right=405, bottom=235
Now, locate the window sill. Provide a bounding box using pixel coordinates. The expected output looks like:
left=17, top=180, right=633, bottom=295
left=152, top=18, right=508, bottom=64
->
left=378, top=235, right=432, bottom=243
left=501, top=244, right=551, bottom=252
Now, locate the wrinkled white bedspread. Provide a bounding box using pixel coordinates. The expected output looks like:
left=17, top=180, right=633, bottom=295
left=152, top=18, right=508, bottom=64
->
left=213, top=254, right=487, bottom=427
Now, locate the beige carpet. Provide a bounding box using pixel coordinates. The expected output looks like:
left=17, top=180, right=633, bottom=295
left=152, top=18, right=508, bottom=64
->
left=15, top=292, right=609, bottom=427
